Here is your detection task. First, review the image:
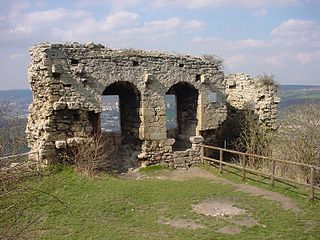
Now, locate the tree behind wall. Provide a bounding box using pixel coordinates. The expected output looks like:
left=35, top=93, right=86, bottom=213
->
left=0, top=101, right=28, bottom=158
left=271, top=103, right=320, bottom=183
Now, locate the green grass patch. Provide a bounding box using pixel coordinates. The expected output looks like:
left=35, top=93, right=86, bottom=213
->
left=1, top=165, right=320, bottom=240
left=139, top=164, right=166, bottom=173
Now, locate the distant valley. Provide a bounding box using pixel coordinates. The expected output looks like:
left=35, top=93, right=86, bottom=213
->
left=278, top=85, right=320, bottom=109
left=0, top=85, right=320, bottom=118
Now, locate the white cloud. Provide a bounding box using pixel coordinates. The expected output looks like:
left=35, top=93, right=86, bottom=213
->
left=296, top=51, right=320, bottom=64
left=142, top=17, right=182, bottom=32
left=8, top=53, right=23, bottom=60
left=149, top=0, right=304, bottom=9
left=253, top=8, right=268, bottom=16
left=191, top=37, right=267, bottom=51
left=184, top=20, right=205, bottom=30
left=76, top=0, right=143, bottom=10
left=101, top=11, right=139, bottom=31
left=190, top=18, right=320, bottom=83
left=271, top=19, right=320, bottom=47
left=0, top=1, right=319, bottom=88
left=225, top=54, right=248, bottom=68
left=7, top=8, right=91, bottom=35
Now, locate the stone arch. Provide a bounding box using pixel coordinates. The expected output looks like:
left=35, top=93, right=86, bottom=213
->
left=166, top=82, right=199, bottom=150
left=101, top=81, right=142, bottom=171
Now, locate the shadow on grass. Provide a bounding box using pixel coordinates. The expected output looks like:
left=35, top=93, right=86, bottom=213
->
left=208, top=162, right=320, bottom=201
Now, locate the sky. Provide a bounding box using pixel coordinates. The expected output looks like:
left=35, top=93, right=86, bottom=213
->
left=0, top=0, right=320, bottom=90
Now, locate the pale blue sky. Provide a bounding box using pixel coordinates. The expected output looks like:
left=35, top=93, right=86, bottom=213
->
left=0, top=0, right=319, bottom=89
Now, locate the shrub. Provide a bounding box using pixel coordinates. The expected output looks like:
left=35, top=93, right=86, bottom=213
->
left=201, top=54, right=224, bottom=71
left=271, top=103, right=320, bottom=183
left=71, top=133, right=112, bottom=177
left=233, top=109, right=273, bottom=168
left=256, top=73, right=279, bottom=89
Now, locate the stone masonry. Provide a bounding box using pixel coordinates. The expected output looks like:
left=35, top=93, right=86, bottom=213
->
left=226, top=73, right=280, bottom=129
left=26, top=43, right=279, bottom=170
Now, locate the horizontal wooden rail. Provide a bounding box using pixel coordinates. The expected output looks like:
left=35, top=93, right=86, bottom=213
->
left=202, top=145, right=320, bottom=201
left=0, top=151, right=36, bottom=161
left=203, top=156, right=317, bottom=189
left=202, top=144, right=320, bottom=170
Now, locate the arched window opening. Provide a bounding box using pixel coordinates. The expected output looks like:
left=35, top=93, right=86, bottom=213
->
left=166, top=82, right=198, bottom=151
left=102, top=81, right=141, bottom=143
left=99, top=81, right=142, bottom=172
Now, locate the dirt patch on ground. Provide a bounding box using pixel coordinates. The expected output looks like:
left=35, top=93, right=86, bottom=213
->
left=157, top=167, right=218, bottom=181
left=191, top=199, right=259, bottom=234
left=119, top=166, right=218, bottom=181
left=234, top=183, right=302, bottom=213
left=216, top=225, right=242, bottom=235
left=118, top=169, right=144, bottom=180
left=192, top=200, right=245, bottom=217
left=158, top=218, right=204, bottom=230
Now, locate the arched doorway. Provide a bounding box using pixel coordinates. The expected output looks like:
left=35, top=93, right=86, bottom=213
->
left=101, top=81, right=142, bottom=171
left=166, top=82, right=198, bottom=150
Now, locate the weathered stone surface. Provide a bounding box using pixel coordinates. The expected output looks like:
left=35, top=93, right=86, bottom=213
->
left=55, top=140, right=66, bottom=149
left=190, top=136, right=204, bottom=144
left=226, top=73, right=279, bottom=129
left=26, top=43, right=279, bottom=170
left=51, top=64, right=63, bottom=75
left=53, top=102, right=66, bottom=110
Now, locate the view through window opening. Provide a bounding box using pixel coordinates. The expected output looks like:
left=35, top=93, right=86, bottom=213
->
left=166, top=94, right=177, bottom=129
left=101, top=95, right=120, bottom=132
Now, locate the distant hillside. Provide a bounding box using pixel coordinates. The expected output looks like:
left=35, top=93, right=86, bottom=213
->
left=0, top=89, right=32, bottom=118
left=0, top=86, right=320, bottom=113
left=278, top=85, right=320, bottom=109
left=0, top=89, right=32, bottom=102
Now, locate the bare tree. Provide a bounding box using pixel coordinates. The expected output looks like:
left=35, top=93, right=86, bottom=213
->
left=201, top=54, right=224, bottom=71
left=71, top=133, right=113, bottom=177
left=271, top=103, right=320, bottom=182
left=0, top=101, right=28, bottom=158
left=233, top=109, right=273, bottom=168
left=234, top=102, right=320, bottom=183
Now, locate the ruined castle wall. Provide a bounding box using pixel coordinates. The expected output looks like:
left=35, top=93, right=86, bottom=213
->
left=226, top=73, right=280, bottom=129
left=27, top=43, right=227, bottom=169
left=220, top=73, right=280, bottom=147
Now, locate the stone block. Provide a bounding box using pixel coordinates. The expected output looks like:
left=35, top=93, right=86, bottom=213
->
left=51, top=64, right=63, bottom=74
left=55, top=140, right=67, bottom=149
left=165, top=138, right=175, bottom=146
left=53, top=102, right=67, bottom=110
left=67, top=137, right=86, bottom=147
left=190, top=136, right=204, bottom=144
left=173, top=150, right=189, bottom=158
left=141, top=108, right=156, bottom=116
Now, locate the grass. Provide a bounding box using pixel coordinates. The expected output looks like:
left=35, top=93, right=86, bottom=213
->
left=1, top=165, right=320, bottom=240
left=139, top=164, right=165, bottom=173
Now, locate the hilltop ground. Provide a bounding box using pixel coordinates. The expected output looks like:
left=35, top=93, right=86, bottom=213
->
left=1, top=165, right=319, bottom=240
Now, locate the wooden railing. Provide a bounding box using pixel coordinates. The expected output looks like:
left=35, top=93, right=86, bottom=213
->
left=201, top=144, right=320, bottom=201
left=0, top=151, right=37, bottom=169
left=0, top=151, right=34, bottom=161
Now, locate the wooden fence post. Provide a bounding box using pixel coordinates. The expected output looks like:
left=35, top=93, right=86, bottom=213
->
left=219, top=149, right=223, bottom=174
left=309, top=167, right=315, bottom=201
left=242, top=157, right=247, bottom=181
left=200, top=145, right=204, bottom=164
left=271, top=160, right=276, bottom=186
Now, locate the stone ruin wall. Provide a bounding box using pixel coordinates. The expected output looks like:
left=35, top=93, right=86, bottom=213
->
left=27, top=43, right=228, bottom=170
left=26, top=43, right=279, bottom=170
left=223, top=73, right=280, bottom=145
